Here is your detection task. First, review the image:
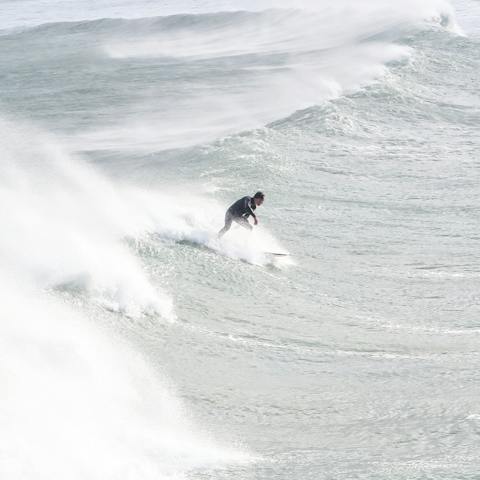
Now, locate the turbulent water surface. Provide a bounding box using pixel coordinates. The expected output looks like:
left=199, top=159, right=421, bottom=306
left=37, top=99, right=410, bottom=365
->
left=1, top=1, right=479, bottom=479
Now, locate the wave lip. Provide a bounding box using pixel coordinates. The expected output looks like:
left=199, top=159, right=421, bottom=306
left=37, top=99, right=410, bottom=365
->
left=84, top=3, right=459, bottom=153
left=100, top=3, right=461, bottom=61
left=1, top=2, right=462, bottom=155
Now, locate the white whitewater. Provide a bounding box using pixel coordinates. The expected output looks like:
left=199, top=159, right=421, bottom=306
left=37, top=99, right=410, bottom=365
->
left=0, top=1, right=478, bottom=479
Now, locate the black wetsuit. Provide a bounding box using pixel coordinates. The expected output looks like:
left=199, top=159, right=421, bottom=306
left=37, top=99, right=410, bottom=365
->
left=228, top=196, right=256, bottom=218
left=218, top=196, right=256, bottom=236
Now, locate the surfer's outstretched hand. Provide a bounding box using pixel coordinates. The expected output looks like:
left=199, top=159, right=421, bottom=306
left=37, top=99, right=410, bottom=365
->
left=254, top=217, right=258, bottom=226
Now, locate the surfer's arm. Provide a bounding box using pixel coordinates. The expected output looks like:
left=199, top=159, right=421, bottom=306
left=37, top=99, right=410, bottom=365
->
left=249, top=209, right=258, bottom=225
left=245, top=203, right=258, bottom=224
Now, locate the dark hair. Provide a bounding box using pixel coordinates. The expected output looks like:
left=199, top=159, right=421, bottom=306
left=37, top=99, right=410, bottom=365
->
left=253, top=191, right=265, bottom=199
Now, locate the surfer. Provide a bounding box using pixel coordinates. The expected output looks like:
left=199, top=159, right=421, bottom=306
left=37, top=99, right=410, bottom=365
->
left=218, top=191, right=265, bottom=238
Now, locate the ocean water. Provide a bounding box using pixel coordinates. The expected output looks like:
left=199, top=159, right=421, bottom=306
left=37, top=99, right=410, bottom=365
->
left=1, top=1, right=479, bottom=479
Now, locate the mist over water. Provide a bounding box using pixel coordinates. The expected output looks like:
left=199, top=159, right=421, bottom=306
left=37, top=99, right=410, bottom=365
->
left=1, top=1, right=479, bottom=479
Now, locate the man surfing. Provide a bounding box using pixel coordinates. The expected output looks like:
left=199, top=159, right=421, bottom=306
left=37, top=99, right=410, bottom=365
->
left=218, top=191, right=265, bottom=238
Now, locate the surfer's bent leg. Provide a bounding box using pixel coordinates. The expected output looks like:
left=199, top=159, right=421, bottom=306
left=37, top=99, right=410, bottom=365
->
left=218, top=211, right=234, bottom=238
left=234, top=216, right=253, bottom=231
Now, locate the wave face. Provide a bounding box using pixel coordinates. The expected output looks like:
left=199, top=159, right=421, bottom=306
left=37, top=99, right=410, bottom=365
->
left=1, top=1, right=480, bottom=479
left=0, top=2, right=458, bottom=151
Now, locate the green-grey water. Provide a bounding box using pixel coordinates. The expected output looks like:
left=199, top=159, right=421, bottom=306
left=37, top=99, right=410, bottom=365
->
left=1, top=1, right=479, bottom=479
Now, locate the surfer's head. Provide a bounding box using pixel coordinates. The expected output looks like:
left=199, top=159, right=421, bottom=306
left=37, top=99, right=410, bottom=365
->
left=253, top=191, right=264, bottom=206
